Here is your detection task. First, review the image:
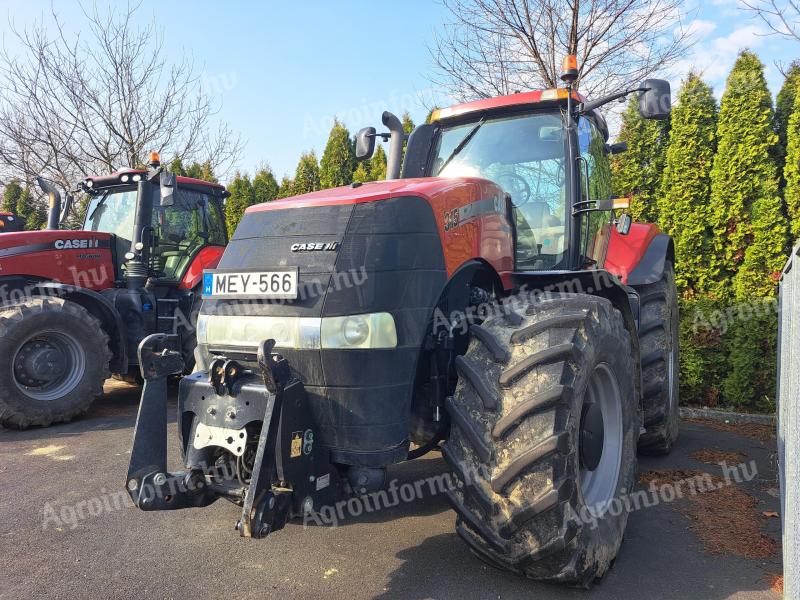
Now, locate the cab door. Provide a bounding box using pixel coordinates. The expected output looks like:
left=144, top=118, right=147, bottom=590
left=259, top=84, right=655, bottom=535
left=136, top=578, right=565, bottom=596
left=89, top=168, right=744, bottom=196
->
left=577, top=116, right=614, bottom=268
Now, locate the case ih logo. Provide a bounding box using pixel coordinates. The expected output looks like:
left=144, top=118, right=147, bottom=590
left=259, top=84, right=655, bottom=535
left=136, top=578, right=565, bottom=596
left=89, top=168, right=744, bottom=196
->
left=54, top=239, right=101, bottom=250
left=290, top=241, right=340, bottom=252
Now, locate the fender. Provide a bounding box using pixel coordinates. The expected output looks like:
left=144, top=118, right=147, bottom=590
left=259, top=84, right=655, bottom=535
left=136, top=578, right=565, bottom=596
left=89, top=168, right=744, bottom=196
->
left=179, top=245, right=226, bottom=290
left=34, top=282, right=128, bottom=373
left=436, top=259, right=504, bottom=319
left=605, top=224, right=674, bottom=286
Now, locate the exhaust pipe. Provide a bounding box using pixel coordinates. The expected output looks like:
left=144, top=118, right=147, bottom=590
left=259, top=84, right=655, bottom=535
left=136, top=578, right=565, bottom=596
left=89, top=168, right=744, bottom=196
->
left=126, top=179, right=154, bottom=289
left=36, top=177, right=61, bottom=230
left=382, top=111, right=405, bottom=180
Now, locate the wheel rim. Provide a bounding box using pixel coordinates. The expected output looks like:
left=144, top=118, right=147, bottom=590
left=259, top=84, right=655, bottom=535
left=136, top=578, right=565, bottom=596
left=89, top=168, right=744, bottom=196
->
left=12, top=330, right=86, bottom=401
left=667, top=344, right=676, bottom=408
left=578, top=363, right=623, bottom=515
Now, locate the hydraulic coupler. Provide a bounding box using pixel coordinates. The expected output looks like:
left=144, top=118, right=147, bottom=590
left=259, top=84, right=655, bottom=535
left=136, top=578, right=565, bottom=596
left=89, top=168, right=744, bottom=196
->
left=125, top=335, right=340, bottom=539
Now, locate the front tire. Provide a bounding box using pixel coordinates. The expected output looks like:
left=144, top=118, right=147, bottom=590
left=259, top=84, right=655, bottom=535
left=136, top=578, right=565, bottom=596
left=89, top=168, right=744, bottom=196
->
left=444, top=293, right=638, bottom=586
left=0, top=297, right=111, bottom=429
left=633, top=262, right=679, bottom=455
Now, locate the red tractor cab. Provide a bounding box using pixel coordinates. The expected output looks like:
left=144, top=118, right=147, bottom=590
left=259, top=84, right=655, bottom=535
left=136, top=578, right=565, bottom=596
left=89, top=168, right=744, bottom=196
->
left=0, top=212, right=25, bottom=232
left=0, top=156, right=228, bottom=429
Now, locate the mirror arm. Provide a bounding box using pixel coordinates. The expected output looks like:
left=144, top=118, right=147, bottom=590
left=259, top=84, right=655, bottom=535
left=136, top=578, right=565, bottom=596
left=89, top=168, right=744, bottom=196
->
left=578, top=86, right=647, bottom=115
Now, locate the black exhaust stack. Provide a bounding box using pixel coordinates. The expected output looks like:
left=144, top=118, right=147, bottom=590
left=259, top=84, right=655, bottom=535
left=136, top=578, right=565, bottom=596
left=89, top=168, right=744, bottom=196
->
left=36, top=177, right=62, bottom=231
left=125, top=178, right=154, bottom=290
left=382, top=111, right=405, bottom=180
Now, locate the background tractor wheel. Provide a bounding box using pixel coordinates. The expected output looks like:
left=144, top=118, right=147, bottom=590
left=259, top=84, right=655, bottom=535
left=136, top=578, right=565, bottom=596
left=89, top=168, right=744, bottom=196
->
left=633, top=261, right=680, bottom=455
left=0, top=297, right=111, bottom=429
left=444, top=292, right=638, bottom=586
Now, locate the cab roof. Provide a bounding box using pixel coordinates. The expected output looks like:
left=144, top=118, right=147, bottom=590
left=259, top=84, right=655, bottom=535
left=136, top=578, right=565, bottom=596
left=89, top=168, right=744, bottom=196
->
left=83, top=169, right=224, bottom=190
left=430, top=88, right=586, bottom=123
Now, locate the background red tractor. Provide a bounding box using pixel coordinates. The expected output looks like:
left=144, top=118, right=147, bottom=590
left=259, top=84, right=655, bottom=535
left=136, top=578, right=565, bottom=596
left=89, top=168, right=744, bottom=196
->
left=0, top=212, right=25, bottom=232
left=0, top=156, right=228, bottom=429
left=125, top=57, right=678, bottom=585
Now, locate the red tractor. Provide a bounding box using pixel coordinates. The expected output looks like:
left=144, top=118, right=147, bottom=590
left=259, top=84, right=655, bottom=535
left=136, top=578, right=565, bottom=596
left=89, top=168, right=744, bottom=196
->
left=126, top=58, right=678, bottom=585
left=0, top=212, right=25, bottom=232
left=0, top=156, right=228, bottom=429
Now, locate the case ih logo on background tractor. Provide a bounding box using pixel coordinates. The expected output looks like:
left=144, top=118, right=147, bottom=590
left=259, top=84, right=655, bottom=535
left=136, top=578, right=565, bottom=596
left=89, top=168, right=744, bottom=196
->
left=125, top=56, right=678, bottom=586
left=0, top=154, right=228, bottom=429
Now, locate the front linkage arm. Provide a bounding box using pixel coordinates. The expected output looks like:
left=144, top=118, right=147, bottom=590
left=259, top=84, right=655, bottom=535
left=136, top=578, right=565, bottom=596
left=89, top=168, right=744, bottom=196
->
left=125, top=334, right=215, bottom=510
left=126, top=335, right=340, bottom=540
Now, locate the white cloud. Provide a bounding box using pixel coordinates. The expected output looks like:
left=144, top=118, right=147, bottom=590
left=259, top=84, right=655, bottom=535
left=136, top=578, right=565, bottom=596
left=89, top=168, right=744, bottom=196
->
left=668, top=23, right=768, bottom=94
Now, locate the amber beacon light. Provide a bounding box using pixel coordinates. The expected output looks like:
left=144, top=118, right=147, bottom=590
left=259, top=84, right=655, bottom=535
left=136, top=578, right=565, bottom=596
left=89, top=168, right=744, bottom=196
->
left=560, top=54, right=579, bottom=83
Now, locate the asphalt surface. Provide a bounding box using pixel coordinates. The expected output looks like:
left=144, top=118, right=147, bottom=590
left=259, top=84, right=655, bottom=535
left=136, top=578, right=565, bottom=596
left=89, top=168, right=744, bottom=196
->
left=0, top=380, right=783, bottom=600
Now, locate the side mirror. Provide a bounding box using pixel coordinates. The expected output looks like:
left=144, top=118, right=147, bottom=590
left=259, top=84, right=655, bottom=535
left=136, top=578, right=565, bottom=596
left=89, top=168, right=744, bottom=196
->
left=355, top=127, right=376, bottom=162
left=605, top=141, right=628, bottom=155
left=616, top=213, right=632, bottom=235
left=159, top=168, right=176, bottom=207
left=639, top=79, right=671, bottom=120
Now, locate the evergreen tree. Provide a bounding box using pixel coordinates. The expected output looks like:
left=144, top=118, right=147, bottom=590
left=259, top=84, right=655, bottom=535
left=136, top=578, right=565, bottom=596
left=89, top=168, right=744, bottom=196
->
left=2, top=180, right=22, bottom=213
left=401, top=111, right=415, bottom=164
left=196, top=161, right=217, bottom=183
left=352, top=160, right=372, bottom=183
left=253, top=166, right=279, bottom=204
left=658, top=73, right=718, bottom=294
left=16, top=187, right=46, bottom=230
left=708, top=50, right=788, bottom=300
left=401, top=111, right=415, bottom=135
left=319, top=119, right=355, bottom=189
left=370, top=144, right=387, bottom=181
left=775, top=61, right=800, bottom=179
left=223, top=171, right=255, bottom=237
left=611, top=96, right=670, bottom=222
left=784, top=77, right=800, bottom=239
left=425, top=108, right=439, bottom=124
left=168, top=158, right=187, bottom=176
left=292, top=151, right=321, bottom=195
left=277, top=175, right=294, bottom=199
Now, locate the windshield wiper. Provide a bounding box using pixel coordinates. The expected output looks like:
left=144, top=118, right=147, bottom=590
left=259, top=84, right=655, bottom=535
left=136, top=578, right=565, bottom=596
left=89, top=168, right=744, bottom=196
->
left=437, top=117, right=485, bottom=175
left=87, top=191, right=110, bottom=221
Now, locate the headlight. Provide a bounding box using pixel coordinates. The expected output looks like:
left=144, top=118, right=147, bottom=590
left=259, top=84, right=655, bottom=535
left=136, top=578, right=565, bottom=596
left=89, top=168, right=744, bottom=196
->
left=321, top=313, right=397, bottom=349
left=196, top=312, right=397, bottom=350
left=120, top=174, right=130, bottom=183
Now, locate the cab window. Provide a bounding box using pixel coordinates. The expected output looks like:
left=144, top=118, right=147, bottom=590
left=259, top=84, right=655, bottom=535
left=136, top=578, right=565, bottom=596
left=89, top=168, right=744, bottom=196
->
left=577, top=116, right=613, bottom=265
left=432, top=111, right=568, bottom=270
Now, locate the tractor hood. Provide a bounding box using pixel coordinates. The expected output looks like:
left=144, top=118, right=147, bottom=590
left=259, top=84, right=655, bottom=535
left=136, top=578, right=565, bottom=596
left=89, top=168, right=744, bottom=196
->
left=244, top=176, right=498, bottom=213
left=0, top=230, right=115, bottom=290
left=0, top=230, right=112, bottom=255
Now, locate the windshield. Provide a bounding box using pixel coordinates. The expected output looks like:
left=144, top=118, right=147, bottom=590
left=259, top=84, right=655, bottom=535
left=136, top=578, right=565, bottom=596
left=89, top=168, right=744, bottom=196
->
left=84, top=187, right=227, bottom=280
left=433, top=111, right=568, bottom=270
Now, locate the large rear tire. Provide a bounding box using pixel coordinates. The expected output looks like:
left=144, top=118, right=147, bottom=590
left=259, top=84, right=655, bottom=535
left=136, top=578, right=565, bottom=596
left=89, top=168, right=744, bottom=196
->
left=0, top=297, right=111, bottom=429
left=633, top=262, right=679, bottom=455
left=444, top=293, right=638, bottom=586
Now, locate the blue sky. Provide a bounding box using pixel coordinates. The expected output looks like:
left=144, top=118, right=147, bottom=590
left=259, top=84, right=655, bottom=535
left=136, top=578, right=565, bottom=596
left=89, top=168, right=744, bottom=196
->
left=3, top=0, right=799, bottom=180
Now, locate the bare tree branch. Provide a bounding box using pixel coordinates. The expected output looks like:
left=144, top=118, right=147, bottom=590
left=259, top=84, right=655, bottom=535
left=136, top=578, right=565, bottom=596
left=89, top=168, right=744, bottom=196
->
left=742, top=0, right=800, bottom=43
left=428, top=0, right=693, bottom=102
left=0, top=2, right=242, bottom=196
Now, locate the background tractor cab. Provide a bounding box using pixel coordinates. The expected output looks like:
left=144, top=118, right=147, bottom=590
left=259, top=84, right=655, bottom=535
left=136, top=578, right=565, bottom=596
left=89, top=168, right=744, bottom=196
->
left=81, top=157, right=228, bottom=286
left=0, top=154, right=228, bottom=429
left=0, top=212, right=25, bottom=232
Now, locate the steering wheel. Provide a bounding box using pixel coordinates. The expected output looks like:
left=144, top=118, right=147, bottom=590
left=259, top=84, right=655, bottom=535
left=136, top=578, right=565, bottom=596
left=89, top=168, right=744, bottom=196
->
left=496, top=173, right=531, bottom=206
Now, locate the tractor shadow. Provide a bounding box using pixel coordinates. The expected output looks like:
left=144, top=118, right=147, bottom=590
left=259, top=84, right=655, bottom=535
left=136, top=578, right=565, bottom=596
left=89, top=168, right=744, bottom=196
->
left=371, top=501, right=777, bottom=600
left=301, top=454, right=454, bottom=528
left=372, top=423, right=780, bottom=600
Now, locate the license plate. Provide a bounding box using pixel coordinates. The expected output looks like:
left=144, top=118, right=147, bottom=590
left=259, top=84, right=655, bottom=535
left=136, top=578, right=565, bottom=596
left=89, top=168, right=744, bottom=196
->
left=202, top=268, right=298, bottom=300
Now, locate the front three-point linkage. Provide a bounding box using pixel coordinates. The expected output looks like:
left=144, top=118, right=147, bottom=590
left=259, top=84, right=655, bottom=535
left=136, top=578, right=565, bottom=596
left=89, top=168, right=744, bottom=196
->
left=125, top=334, right=216, bottom=510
